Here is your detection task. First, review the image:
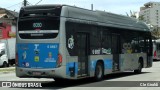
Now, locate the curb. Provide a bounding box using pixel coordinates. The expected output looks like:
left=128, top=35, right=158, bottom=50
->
left=0, top=67, right=15, bottom=74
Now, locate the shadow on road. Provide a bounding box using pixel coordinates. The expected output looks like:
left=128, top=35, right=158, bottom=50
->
left=153, top=60, right=160, bottom=62
left=15, top=71, right=150, bottom=89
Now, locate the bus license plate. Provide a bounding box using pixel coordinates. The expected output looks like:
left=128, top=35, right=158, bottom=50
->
left=32, top=71, right=41, bottom=75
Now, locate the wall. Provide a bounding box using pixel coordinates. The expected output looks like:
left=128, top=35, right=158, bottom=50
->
left=0, top=23, right=12, bottom=39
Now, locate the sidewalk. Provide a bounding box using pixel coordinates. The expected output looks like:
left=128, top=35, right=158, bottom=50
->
left=0, top=67, right=15, bottom=74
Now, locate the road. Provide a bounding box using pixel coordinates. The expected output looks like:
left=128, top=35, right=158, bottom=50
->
left=0, top=61, right=160, bottom=90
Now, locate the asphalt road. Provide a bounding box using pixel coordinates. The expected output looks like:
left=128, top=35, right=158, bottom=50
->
left=0, top=61, right=160, bottom=90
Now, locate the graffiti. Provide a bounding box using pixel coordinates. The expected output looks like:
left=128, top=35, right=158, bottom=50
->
left=92, top=48, right=112, bottom=55
left=102, top=48, right=111, bottom=54
left=122, top=43, right=132, bottom=53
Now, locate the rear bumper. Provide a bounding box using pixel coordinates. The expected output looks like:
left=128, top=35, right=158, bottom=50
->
left=16, top=66, right=66, bottom=79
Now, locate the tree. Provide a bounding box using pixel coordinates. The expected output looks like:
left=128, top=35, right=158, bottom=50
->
left=126, top=10, right=137, bottom=18
left=138, top=15, right=144, bottom=21
left=138, top=15, right=160, bottom=39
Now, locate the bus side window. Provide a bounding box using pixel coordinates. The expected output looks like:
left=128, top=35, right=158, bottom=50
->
left=139, top=36, right=145, bottom=52
left=145, top=37, right=150, bottom=54
left=131, top=37, right=139, bottom=53
left=90, top=26, right=101, bottom=55
left=121, top=32, right=135, bottom=54
left=101, top=31, right=112, bottom=54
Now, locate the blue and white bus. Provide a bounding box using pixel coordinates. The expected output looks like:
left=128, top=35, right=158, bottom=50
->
left=16, top=5, right=153, bottom=81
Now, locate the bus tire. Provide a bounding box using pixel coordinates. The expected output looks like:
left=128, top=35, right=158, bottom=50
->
left=3, top=61, right=8, bottom=68
left=134, top=60, right=143, bottom=74
left=94, top=62, right=104, bottom=81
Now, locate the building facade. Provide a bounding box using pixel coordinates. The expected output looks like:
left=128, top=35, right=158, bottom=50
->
left=0, top=8, right=18, bottom=39
left=140, top=2, right=160, bottom=26
left=139, top=2, right=160, bottom=38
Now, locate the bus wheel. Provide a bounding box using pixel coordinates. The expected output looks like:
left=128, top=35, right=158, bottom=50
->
left=134, top=60, right=142, bottom=74
left=94, top=62, right=104, bottom=81
left=3, top=61, right=8, bottom=68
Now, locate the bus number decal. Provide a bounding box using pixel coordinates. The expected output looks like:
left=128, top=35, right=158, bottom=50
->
left=33, top=22, right=42, bottom=28
left=47, top=45, right=58, bottom=49
left=92, top=49, right=101, bottom=54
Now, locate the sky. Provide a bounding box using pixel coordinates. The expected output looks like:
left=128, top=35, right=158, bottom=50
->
left=1, top=0, right=160, bottom=15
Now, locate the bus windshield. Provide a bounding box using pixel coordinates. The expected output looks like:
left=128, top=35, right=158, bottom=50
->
left=18, top=6, right=61, bottom=39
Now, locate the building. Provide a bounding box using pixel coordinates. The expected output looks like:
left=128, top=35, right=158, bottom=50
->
left=139, top=2, right=160, bottom=37
left=0, top=8, right=18, bottom=39
left=140, top=2, right=160, bottom=26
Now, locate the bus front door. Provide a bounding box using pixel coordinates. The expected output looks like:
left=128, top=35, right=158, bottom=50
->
left=77, top=33, right=89, bottom=77
left=112, top=34, right=120, bottom=71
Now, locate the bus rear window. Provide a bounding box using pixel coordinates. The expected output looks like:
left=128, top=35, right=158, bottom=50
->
left=18, top=17, right=59, bottom=39
left=18, top=6, right=61, bottom=39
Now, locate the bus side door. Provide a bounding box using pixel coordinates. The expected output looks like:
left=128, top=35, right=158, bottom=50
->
left=77, top=33, right=89, bottom=77
left=112, top=34, right=120, bottom=71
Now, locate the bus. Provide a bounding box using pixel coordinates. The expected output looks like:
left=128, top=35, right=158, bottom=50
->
left=16, top=5, right=153, bottom=81
left=153, top=39, right=160, bottom=60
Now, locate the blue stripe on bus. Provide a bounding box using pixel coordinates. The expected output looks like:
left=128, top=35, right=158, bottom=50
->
left=90, top=60, right=97, bottom=71
left=66, top=59, right=112, bottom=76
left=104, top=59, right=112, bottom=69
left=90, top=59, right=112, bottom=71
left=66, top=62, right=78, bottom=76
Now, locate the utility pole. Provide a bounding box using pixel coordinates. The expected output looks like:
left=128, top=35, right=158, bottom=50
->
left=24, top=0, right=27, bottom=6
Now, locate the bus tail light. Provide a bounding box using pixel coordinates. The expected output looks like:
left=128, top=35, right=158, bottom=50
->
left=154, top=51, right=157, bottom=57
left=57, top=54, right=62, bottom=67
left=15, top=53, right=18, bottom=66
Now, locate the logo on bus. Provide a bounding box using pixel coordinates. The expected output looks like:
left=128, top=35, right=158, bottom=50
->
left=22, top=51, right=27, bottom=60
left=33, top=23, right=42, bottom=28
left=68, top=35, right=74, bottom=49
